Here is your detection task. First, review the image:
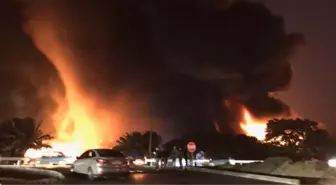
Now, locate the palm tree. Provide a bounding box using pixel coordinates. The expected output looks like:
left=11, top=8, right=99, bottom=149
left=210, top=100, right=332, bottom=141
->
left=113, top=132, right=143, bottom=152
left=0, top=117, right=54, bottom=157
left=113, top=131, right=162, bottom=156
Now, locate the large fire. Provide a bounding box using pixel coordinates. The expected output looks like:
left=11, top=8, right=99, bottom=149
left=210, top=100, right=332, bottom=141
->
left=20, top=2, right=287, bottom=158
left=22, top=4, right=124, bottom=158
left=240, top=107, right=268, bottom=140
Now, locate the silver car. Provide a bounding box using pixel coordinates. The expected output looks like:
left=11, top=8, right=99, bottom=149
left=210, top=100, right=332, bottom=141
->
left=71, top=149, right=130, bottom=180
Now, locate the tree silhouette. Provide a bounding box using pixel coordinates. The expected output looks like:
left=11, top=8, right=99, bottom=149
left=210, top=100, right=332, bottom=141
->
left=162, top=132, right=268, bottom=160
left=114, top=132, right=143, bottom=151
left=142, top=131, right=163, bottom=152
left=113, top=131, right=162, bottom=156
left=265, top=118, right=331, bottom=160
left=0, top=117, right=54, bottom=157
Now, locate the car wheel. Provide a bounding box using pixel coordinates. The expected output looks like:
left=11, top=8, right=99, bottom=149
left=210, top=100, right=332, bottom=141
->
left=87, top=167, right=95, bottom=181
left=70, top=165, right=76, bottom=173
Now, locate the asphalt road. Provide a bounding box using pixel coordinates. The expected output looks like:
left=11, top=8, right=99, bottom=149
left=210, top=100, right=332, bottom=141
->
left=63, top=170, right=283, bottom=184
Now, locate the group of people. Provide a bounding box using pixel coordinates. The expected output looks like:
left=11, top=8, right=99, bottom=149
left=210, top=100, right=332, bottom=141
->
left=170, top=146, right=195, bottom=169
left=153, top=146, right=202, bottom=169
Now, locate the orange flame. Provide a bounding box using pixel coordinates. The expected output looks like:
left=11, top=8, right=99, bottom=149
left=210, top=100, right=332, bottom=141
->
left=22, top=3, right=124, bottom=157
left=240, top=107, right=267, bottom=140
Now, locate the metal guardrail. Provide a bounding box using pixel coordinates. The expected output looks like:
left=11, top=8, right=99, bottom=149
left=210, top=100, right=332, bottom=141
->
left=0, top=157, right=70, bottom=168
left=186, top=167, right=301, bottom=185
left=208, top=159, right=263, bottom=166
left=0, top=157, right=263, bottom=168
left=228, top=159, right=263, bottom=165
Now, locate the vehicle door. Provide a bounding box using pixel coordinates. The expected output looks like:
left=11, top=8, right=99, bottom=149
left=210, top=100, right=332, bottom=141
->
left=81, top=150, right=97, bottom=171
left=73, top=151, right=90, bottom=174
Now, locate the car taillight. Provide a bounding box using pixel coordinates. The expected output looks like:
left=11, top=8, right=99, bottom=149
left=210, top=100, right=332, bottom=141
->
left=96, top=159, right=108, bottom=164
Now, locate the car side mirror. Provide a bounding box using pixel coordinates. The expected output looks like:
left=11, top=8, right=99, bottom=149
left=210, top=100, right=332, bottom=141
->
left=76, top=156, right=80, bottom=159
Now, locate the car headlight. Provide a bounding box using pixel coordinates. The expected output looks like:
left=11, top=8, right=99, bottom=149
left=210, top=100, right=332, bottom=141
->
left=328, top=159, right=336, bottom=167
left=133, top=159, right=145, bottom=166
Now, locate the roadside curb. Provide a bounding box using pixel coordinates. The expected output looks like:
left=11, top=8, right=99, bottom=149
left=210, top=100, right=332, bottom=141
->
left=0, top=166, right=65, bottom=184
left=186, top=167, right=300, bottom=185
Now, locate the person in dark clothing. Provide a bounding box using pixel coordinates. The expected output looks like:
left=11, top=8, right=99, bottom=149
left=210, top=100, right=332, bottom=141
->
left=183, top=147, right=189, bottom=167
left=161, top=149, right=169, bottom=167
left=156, top=148, right=169, bottom=169
left=178, top=148, right=184, bottom=169
left=155, top=150, right=161, bottom=170
left=190, top=151, right=195, bottom=166
left=171, top=146, right=179, bottom=168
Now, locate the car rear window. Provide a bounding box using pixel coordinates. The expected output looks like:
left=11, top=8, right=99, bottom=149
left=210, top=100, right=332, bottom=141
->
left=96, top=149, right=125, bottom=157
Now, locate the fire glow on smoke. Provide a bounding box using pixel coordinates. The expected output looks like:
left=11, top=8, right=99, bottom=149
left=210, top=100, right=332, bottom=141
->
left=22, top=2, right=124, bottom=158
left=21, top=1, right=279, bottom=158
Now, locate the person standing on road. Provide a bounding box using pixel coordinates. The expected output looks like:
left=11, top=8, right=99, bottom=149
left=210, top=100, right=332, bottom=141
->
left=178, top=148, right=184, bottom=169
left=155, top=149, right=165, bottom=170
left=171, top=146, right=179, bottom=168
left=162, top=149, right=169, bottom=168
left=183, top=146, right=189, bottom=167
left=190, top=150, right=196, bottom=166
left=154, top=149, right=159, bottom=170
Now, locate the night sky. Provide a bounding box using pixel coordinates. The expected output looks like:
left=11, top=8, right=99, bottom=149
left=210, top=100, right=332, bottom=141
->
left=0, top=0, right=335, bottom=139
left=257, top=0, right=336, bottom=134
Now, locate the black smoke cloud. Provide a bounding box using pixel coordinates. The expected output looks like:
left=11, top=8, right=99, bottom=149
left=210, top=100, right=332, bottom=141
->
left=0, top=0, right=61, bottom=133
left=0, top=0, right=304, bottom=137
left=145, top=0, right=304, bottom=129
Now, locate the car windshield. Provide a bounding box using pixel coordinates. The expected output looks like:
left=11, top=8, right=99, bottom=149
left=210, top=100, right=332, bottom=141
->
left=96, top=149, right=124, bottom=157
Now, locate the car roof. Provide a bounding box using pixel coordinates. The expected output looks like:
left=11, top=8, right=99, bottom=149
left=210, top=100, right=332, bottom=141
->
left=82, top=148, right=122, bottom=155
left=90, top=148, right=116, bottom=151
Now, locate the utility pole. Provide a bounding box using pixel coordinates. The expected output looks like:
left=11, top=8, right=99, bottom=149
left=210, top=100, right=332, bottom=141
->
left=149, top=131, right=152, bottom=158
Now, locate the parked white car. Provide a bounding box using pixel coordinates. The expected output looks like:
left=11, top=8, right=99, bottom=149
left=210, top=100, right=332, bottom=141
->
left=70, top=149, right=130, bottom=180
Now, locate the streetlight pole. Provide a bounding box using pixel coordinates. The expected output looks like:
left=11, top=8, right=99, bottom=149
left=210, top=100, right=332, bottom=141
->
left=149, top=131, right=152, bottom=158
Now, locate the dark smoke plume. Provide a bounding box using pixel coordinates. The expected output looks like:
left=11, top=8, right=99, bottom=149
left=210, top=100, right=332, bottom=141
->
left=1, top=0, right=304, bottom=138
left=147, top=1, right=304, bottom=90
left=0, top=0, right=62, bottom=134
left=129, top=0, right=305, bottom=133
